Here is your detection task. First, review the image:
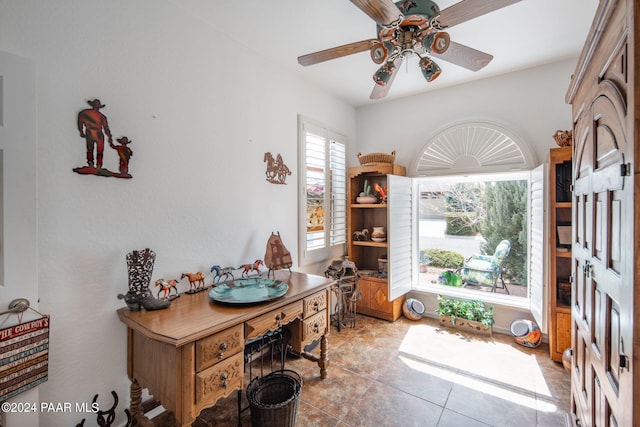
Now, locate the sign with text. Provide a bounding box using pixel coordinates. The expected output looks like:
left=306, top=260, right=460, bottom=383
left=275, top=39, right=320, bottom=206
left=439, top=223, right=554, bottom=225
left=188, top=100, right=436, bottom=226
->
left=0, top=317, right=49, bottom=401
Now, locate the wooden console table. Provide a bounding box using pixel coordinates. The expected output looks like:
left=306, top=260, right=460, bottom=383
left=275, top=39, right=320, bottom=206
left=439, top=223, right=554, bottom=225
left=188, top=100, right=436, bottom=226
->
left=117, top=271, right=332, bottom=426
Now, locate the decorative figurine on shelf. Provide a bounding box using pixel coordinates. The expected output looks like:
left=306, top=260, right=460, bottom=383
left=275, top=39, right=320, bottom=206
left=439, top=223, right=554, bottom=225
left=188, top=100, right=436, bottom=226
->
left=264, top=152, right=292, bottom=185
left=155, top=278, right=180, bottom=301
left=181, top=272, right=206, bottom=294
left=264, top=232, right=293, bottom=278
left=373, top=183, right=388, bottom=204
left=74, top=98, right=133, bottom=179
left=117, top=248, right=171, bottom=311
left=371, top=226, right=387, bottom=242
left=239, top=259, right=263, bottom=277
left=210, top=265, right=235, bottom=285
left=352, top=228, right=370, bottom=241
left=356, top=179, right=377, bottom=204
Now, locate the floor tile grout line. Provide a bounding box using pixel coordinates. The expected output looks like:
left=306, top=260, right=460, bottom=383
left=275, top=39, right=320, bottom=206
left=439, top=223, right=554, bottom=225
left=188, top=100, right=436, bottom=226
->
left=397, top=350, right=541, bottom=400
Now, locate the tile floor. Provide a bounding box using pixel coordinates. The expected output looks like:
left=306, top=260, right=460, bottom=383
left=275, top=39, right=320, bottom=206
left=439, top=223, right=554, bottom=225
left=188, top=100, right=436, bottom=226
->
left=157, top=314, right=571, bottom=427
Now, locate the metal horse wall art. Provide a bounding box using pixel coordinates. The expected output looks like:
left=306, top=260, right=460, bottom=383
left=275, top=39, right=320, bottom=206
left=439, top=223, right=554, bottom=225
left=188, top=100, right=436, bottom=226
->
left=264, top=152, right=291, bottom=184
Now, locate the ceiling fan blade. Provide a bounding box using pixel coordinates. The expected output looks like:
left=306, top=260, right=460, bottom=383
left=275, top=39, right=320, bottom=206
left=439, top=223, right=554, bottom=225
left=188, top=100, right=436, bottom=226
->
left=298, top=39, right=377, bottom=66
left=431, top=41, right=493, bottom=72
left=438, top=0, right=522, bottom=29
left=350, top=0, right=403, bottom=27
left=370, top=56, right=403, bottom=100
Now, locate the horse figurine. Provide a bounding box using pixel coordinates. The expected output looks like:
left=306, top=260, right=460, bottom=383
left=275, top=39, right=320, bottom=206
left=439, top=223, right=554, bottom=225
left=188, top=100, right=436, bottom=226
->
left=239, top=259, right=263, bottom=277
left=210, top=265, right=235, bottom=284
left=181, top=272, right=206, bottom=294
left=155, top=278, right=180, bottom=300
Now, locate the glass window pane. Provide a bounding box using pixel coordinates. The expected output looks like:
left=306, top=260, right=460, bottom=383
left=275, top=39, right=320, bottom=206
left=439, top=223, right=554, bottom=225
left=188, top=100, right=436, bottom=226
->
left=417, top=174, right=529, bottom=300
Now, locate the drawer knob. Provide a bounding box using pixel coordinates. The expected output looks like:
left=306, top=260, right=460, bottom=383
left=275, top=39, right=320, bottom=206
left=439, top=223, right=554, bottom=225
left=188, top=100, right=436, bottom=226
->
left=313, top=323, right=319, bottom=333
left=313, top=301, right=319, bottom=311
left=218, top=342, right=228, bottom=359
left=221, top=372, right=228, bottom=388
left=275, top=314, right=282, bottom=323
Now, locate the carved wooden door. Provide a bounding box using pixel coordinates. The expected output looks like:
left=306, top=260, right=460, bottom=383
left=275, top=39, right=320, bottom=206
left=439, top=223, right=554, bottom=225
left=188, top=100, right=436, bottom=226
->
left=570, top=78, right=632, bottom=426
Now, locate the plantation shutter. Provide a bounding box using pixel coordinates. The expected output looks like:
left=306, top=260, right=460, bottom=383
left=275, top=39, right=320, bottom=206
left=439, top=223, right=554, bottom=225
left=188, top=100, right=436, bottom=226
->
left=529, top=164, right=546, bottom=330
left=388, top=175, right=416, bottom=300
left=304, top=125, right=326, bottom=253
left=329, top=140, right=346, bottom=246
left=298, top=117, right=347, bottom=265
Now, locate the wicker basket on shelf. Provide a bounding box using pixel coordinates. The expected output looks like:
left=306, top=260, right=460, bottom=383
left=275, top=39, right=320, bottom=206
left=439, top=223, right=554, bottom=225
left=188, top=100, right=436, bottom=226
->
left=553, top=130, right=573, bottom=147
left=357, top=150, right=396, bottom=165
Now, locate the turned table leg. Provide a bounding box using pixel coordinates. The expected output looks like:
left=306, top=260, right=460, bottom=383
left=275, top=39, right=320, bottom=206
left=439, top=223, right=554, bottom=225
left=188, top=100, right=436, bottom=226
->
left=319, top=334, right=329, bottom=379
left=300, top=333, right=329, bottom=379
left=129, top=378, right=154, bottom=427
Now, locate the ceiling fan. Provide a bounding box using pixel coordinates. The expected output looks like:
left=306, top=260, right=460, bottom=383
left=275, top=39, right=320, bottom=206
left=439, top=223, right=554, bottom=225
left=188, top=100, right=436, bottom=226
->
left=297, top=0, right=522, bottom=99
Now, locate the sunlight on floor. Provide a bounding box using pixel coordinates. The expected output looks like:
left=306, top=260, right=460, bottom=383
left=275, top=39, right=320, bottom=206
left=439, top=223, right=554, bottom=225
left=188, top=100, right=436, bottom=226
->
left=397, top=355, right=558, bottom=413
left=398, top=324, right=553, bottom=398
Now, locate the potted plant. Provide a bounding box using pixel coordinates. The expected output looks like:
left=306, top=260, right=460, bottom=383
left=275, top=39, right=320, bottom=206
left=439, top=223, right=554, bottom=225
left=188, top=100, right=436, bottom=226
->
left=419, top=250, right=430, bottom=273
left=356, top=179, right=377, bottom=204
left=435, top=295, right=494, bottom=336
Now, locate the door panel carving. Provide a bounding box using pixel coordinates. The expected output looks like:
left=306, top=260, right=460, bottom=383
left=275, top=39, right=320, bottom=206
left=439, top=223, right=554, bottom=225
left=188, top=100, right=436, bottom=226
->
left=572, top=12, right=634, bottom=426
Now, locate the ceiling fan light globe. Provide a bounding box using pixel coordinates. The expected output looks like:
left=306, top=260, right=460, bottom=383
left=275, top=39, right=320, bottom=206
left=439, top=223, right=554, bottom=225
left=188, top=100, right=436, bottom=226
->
left=423, top=31, right=450, bottom=54
left=370, top=43, right=389, bottom=64
left=373, top=62, right=395, bottom=86
left=419, top=57, right=442, bottom=82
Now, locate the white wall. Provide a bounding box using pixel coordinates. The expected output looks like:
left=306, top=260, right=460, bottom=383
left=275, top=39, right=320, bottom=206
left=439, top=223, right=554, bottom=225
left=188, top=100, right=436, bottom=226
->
left=354, top=59, right=577, bottom=170
left=354, top=59, right=578, bottom=332
left=0, top=1, right=354, bottom=425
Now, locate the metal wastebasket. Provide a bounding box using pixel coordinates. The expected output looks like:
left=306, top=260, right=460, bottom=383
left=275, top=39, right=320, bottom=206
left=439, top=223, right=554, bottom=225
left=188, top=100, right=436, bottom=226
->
left=246, top=370, right=303, bottom=427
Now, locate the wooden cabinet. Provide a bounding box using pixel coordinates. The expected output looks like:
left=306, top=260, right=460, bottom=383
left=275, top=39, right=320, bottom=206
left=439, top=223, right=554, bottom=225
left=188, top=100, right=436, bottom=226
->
left=565, top=1, right=637, bottom=425
left=348, top=163, right=406, bottom=321
left=548, top=146, right=572, bottom=362
left=357, top=276, right=403, bottom=321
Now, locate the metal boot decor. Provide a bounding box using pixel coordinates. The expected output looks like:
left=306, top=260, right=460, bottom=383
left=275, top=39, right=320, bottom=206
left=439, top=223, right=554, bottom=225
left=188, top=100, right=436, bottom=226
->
left=117, top=248, right=171, bottom=311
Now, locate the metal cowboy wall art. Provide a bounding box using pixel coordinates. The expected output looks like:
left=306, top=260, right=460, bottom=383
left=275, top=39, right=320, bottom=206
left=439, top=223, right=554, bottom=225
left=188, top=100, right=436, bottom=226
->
left=74, top=98, right=133, bottom=179
left=264, top=152, right=291, bottom=184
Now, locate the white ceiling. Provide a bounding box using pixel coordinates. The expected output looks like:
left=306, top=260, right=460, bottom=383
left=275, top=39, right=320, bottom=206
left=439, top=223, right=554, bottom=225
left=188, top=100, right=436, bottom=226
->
left=176, top=0, right=600, bottom=107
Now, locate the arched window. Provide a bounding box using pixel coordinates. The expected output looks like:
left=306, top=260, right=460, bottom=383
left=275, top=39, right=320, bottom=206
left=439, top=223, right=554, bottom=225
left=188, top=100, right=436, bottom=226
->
left=395, top=121, right=544, bottom=327
left=412, top=122, right=536, bottom=176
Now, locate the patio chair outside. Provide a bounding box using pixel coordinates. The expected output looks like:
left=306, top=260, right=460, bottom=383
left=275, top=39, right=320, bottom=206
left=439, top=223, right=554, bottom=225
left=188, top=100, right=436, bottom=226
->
left=456, top=240, right=511, bottom=294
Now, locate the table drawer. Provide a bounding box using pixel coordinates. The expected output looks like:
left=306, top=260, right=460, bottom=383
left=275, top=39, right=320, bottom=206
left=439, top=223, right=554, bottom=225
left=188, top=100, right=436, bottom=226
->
left=301, top=311, right=327, bottom=343
left=245, top=301, right=303, bottom=341
left=195, top=324, right=244, bottom=372
left=303, top=290, right=327, bottom=318
left=195, top=351, right=244, bottom=406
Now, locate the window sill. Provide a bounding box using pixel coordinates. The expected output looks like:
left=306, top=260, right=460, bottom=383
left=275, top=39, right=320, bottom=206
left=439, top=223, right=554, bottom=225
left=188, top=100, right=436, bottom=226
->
left=413, top=283, right=530, bottom=310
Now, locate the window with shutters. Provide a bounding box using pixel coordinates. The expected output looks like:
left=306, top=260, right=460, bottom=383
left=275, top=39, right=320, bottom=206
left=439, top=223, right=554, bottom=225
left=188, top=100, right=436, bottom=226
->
left=389, top=122, right=545, bottom=327
left=298, top=116, right=347, bottom=265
